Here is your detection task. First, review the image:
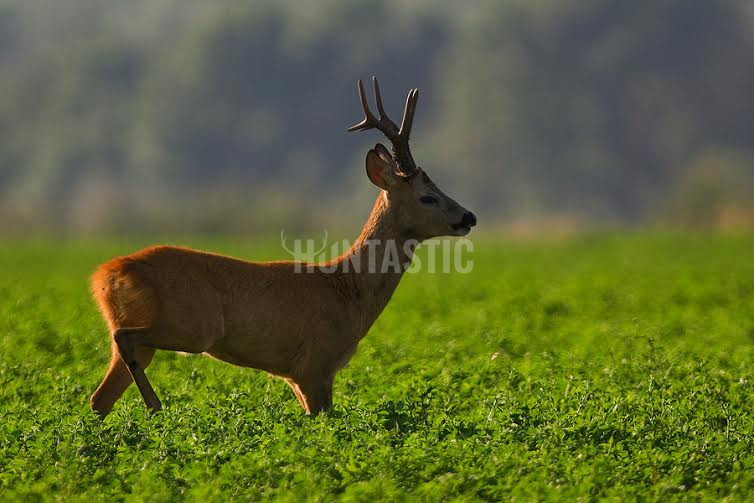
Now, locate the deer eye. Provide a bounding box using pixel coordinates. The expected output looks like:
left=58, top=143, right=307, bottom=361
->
left=420, top=195, right=438, bottom=205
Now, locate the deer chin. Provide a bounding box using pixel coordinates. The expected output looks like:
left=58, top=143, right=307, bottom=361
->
left=450, top=224, right=471, bottom=236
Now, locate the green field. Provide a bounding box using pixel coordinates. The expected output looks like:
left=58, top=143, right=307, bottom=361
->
left=1, top=234, right=753, bottom=501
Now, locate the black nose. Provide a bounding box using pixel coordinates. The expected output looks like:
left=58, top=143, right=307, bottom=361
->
left=462, top=211, right=477, bottom=227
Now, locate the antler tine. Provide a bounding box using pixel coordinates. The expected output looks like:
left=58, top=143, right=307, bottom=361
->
left=372, top=76, right=389, bottom=122
left=347, top=79, right=379, bottom=132
left=398, top=88, right=419, bottom=140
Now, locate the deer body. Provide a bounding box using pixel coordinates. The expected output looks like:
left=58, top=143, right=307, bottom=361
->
left=90, top=78, right=475, bottom=416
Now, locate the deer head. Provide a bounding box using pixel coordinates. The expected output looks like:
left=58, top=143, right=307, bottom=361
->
left=349, top=77, right=477, bottom=239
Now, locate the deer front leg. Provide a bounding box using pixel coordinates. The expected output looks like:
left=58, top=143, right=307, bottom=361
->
left=298, top=376, right=334, bottom=415
left=284, top=378, right=308, bottom=410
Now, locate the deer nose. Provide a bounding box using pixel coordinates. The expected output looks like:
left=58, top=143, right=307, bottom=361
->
left=462, top=211, right=477, bottom=227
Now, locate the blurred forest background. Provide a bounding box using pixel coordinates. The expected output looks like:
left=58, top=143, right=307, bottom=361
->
left=0, top=0, right=752, bottom=235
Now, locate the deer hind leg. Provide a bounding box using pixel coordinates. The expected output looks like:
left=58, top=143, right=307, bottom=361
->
left=90, top=339, right=155, bottom=417
left=112, top=325, right=218, bottom=413
left=113, top=327, right=165, bottom=412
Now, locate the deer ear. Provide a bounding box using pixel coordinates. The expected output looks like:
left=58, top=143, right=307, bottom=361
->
left=365, top=145, right=398, bottom=190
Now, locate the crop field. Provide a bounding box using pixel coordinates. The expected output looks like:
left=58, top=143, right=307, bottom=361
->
left=0, top=234, right=753, bottom=501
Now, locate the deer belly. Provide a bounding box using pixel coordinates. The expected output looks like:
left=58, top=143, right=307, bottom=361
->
left=205, top=329, right=299, bottom=376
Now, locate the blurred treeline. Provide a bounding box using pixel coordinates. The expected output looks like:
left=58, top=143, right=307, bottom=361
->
left=0, top=0, right=752, bottom=234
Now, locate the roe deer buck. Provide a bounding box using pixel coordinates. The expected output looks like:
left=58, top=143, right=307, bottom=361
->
left=89, top=77, right=477, bottom=416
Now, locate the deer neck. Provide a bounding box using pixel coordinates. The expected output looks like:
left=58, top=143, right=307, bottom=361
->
left=338, top=192, right=417, bottom=332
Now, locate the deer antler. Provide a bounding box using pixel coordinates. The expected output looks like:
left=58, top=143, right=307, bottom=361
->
left=348, top=76, right=419, bottom=176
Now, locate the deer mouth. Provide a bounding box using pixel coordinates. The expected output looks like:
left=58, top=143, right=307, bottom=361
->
left=451, top=223, right=472, bottom=236
left=451, top=211, right=477, bottom=236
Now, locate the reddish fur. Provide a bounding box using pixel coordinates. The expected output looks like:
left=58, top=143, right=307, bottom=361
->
left=91, top=251, right=159, bottom=332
